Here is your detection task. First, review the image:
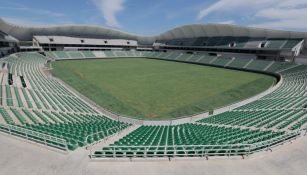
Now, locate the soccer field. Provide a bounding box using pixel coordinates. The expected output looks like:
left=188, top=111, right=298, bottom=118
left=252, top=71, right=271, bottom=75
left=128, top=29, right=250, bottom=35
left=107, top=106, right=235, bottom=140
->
left=52, top=58, right=275, bottom=120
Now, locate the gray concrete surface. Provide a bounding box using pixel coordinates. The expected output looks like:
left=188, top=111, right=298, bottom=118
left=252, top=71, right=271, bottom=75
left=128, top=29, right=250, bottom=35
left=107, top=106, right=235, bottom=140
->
left=1, top=132, right=307, bottom=175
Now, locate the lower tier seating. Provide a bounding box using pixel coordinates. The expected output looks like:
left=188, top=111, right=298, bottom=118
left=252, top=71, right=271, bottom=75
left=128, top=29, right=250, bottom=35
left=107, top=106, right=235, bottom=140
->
left=198, top=110, right=307, bottom=130
left=93, top=124, right=293, bottom=158
left=0, top=107, right=131, bottom=151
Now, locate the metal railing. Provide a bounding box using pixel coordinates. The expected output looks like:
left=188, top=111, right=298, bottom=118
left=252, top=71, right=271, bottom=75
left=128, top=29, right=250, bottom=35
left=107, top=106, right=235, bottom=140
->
left=0, top=123, right=68, bottom=152
left=90, top=130, right=301, bottom=159
left=85, top=125, right=125, bottom=149
left=91, top=144, right=252, bottom=158
left=247, top=130, right=300, bottom=154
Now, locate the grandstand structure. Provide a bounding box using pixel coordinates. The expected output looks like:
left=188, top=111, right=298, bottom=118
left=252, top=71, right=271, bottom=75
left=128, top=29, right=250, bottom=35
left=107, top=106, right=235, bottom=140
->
left=45, top=50, right=306, bottom=158
left=0, top=31, right=18, bottom=57
left=0, top=17, right=306, bottom=162
left=153, top=25, right=305, bottom=62
left=32, top=36, right=138, bottom=51
left=1, top=18, right=306, bottom=61
left=0, top=50, right=306, bottom=158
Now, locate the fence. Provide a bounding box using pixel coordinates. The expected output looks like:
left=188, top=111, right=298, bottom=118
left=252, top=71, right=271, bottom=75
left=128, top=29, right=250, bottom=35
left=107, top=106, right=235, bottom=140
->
left=0, top=123, right=68, bottom=151
left=90, top=130, right=301, bottom=159
left=85, top=125, right=124, bottom=149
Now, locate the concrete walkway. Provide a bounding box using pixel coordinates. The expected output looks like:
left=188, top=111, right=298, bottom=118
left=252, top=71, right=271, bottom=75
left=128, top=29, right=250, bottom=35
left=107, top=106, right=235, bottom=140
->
left=83, top=134, right=307, bottom=175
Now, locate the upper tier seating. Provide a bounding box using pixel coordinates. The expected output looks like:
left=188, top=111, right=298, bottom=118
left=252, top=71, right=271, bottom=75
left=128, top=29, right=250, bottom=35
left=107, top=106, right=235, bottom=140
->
left=265, top=39, right=287, bottom=49
left=192, top=37, right=208, bottom=46
left=234, top=37, right=250, bottom=48
left=156, top=37, right=302, bottom=50
left=282, top=39, right=302, bottom=49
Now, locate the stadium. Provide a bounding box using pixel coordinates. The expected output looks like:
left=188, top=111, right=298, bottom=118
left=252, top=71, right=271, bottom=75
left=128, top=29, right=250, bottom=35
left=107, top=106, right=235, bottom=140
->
left=0, top=1, right=307, bottom=174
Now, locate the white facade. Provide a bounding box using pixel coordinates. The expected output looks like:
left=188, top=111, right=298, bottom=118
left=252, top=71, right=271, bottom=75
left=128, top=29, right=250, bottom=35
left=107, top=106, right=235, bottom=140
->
left=33, top=36, right=137, bottom=46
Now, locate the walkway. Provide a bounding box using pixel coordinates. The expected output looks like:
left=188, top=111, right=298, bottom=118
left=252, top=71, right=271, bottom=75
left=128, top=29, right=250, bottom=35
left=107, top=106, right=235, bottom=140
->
left=0, top=132, right=306, bottom=175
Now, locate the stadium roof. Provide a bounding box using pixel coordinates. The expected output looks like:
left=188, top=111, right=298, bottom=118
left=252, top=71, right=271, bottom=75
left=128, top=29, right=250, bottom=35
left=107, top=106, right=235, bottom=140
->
left=0, top=30, right=18, bottom=42
left=0, top=18, right=155, bottom=44
left=1, top=18, right=307, bottom=44
left=157, top=24, right=307, bottom=40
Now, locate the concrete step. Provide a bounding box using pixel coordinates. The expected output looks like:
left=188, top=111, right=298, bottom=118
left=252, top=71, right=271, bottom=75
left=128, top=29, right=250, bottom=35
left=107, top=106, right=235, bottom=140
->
left=88, top=124, right=141, bottom=151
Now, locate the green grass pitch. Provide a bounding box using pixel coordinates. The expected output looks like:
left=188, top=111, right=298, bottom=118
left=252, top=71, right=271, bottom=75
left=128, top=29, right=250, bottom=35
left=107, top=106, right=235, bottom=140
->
left=52, top=58, right=275, bottom=120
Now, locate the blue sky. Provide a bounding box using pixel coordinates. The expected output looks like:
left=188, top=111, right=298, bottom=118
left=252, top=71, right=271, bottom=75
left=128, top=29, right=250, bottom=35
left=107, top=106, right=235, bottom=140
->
left=1, top=0, right=307, bottom=35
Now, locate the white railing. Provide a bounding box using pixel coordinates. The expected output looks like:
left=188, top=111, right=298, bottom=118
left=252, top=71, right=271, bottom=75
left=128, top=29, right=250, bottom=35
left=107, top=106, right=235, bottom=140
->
left=91, top=144, right=252, bottom=158
left=0, top=123, right=68, bottom=151
left=85, top=125, right=127, bottom=149
left=90, top=130, right=301, bottom=159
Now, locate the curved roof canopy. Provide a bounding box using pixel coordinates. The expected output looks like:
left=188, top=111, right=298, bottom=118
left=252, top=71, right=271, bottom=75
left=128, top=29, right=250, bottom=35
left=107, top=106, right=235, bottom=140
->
left=1, top=18, right=307, bottom=44
left=0, top=18, right=155, bottom=44
left=156, top=24, right=307, bottom=41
